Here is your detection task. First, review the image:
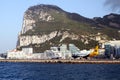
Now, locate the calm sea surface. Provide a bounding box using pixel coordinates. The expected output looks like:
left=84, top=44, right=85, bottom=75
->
left=0, top=62, right=120, bottom=80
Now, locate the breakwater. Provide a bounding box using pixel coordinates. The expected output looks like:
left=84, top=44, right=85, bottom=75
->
left=0, top=59, right=120, bottom=64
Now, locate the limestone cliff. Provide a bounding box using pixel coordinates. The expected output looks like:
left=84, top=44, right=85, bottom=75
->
left=17, top=4, right=120, bottom=52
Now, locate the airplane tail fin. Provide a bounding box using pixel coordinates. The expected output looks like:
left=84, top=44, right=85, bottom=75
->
left=89, top=45, right=99, bottom=57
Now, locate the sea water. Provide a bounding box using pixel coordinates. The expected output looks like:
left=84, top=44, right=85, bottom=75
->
left=0, top=62, right=120, bottom=80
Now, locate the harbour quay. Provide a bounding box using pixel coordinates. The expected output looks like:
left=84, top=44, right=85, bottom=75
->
left=0, top=59, right=120, bottom=64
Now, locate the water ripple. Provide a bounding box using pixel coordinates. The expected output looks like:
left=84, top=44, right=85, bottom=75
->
left=0, top=63, right=120, bottom=80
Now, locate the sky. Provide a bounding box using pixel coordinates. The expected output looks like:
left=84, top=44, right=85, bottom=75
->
left=0, top=0, right=120, bottom=53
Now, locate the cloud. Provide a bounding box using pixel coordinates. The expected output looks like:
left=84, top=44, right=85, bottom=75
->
left=104, top=0, right=120, bottom=12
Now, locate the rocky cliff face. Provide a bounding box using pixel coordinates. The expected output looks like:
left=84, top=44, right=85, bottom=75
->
left=93, top=13, right=120, bottom=29
left=19, top=31, right=79, bottom=46
left=21, top=5, right=55, bottom=34
left=17, top=4, right=120, bottom=52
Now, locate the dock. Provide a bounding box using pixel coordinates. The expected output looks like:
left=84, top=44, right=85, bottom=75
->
left=0, top=59, right=120, bottom=64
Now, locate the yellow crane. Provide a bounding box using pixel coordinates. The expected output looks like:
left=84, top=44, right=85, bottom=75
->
left=89, top=45, right=99, bottom=57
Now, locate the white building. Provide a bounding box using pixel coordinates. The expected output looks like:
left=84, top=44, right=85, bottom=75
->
left=7, top=44, right=73, bottom=59
left=59, top=44, right=72, bottom=59
left=7, top=48, right=33, bottom=59
left=105, top=40, right=120, bottom=46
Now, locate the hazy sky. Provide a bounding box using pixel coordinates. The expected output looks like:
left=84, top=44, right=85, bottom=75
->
left=0, top=0, right=119, bottom=53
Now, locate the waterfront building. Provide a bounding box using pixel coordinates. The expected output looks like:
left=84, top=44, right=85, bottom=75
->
left=7, top=44, right=101, bottom=59
left=114, top=45, right=120, bottom=59
left=50, top=47, right=61, bottom=58
left=7, top=49, right=26, bottom=59
left=0, top=56, right=4, bottom=59
left=7, top=48, right=33, bottom=59
left=22, top=48, right=33, bottom=54
left=59, top=44, right=72, bottom=59
left=104, top=40, right=120, bottom=59
left=104, top=44, right=111, bottom=58
left=69, top=44, right=80, bottom=55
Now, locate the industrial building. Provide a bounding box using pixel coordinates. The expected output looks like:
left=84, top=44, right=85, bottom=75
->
left=8, top=42, right=120, bottom=60
left=104, top=40, right=120, bottom=59
left=7, top=44, right=72, bottom=59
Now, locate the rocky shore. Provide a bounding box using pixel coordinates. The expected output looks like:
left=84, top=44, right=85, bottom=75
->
left=0, top=59, right=120, bottom=64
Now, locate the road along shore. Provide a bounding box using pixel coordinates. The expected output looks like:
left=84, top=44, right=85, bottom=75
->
left=0, top=59, right=120, bottom=64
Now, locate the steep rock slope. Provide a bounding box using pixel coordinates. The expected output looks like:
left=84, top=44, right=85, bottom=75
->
left=17, top=4, right=120, bottom=52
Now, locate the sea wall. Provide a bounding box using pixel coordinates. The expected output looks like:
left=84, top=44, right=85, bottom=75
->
left=0, top=59, right=120, bottom=64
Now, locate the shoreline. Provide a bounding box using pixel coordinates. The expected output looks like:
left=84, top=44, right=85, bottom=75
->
left=0, top=59, right=120, bottom=64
